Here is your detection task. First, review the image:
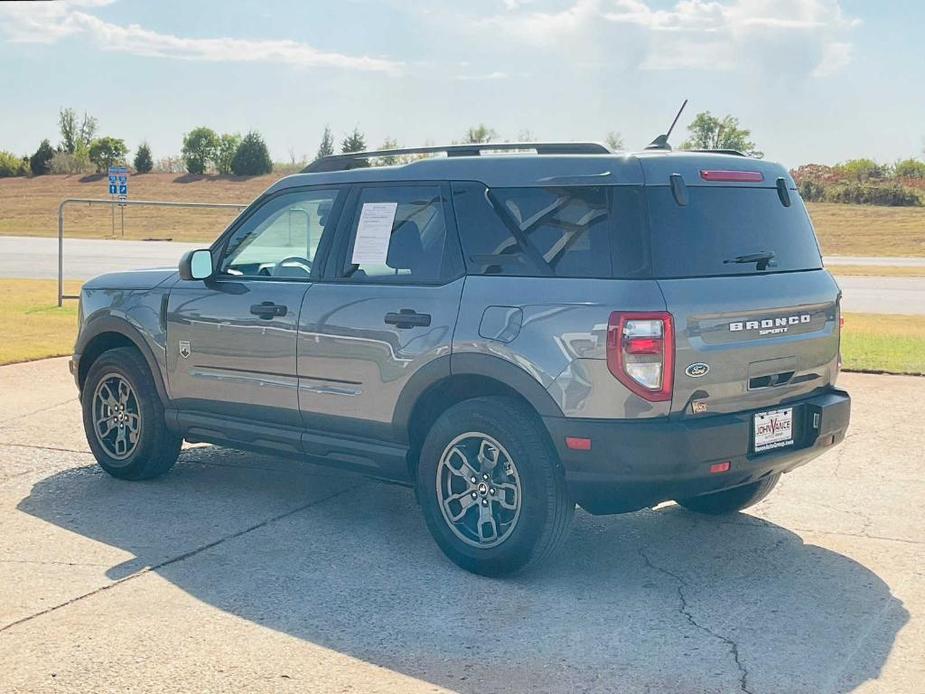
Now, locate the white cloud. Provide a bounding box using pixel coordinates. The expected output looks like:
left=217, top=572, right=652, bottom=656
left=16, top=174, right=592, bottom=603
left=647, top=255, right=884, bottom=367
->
left=0, top=1, right=401, bottom=74
left=454, top=71, right=513, bottom=81
left=479, top=0, right=858, bottom=77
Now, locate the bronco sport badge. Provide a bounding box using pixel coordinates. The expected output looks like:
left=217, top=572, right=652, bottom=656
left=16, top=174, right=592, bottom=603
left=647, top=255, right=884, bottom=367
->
left=729, top=313, right=811, bottom=336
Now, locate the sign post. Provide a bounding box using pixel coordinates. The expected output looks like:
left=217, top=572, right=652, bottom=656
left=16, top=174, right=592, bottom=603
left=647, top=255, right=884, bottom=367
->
left=108, top=166, right=128, bottom=236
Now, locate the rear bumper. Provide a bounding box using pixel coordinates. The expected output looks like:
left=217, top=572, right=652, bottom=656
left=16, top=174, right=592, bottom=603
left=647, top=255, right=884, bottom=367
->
left=543, top=388, right=850, bottom=515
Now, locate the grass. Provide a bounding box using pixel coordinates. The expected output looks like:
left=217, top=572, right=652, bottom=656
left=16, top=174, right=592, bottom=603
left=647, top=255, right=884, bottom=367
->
left=841, top=313, right=925, bottom=375
left=0, top=173, right=272, bottom=243
left=0, top=279, right=81, bottom=366
left=806, top=202, right=925, bottom=257
left=829, top=265, right=925, bottom=278
left=2, top=281, right=922, bottom=377
left=1, top=175, right=925, bottom=255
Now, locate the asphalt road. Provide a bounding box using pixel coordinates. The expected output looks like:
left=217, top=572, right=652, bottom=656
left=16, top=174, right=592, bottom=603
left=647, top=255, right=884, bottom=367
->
left=1, top=235, right=924, bottom=315
left=0, top=235, right=200, bottom=280
left=0, top=358, right=922, bottom=692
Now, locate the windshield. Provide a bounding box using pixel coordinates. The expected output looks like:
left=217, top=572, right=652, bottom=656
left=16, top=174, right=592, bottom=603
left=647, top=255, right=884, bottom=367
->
left=646, top=186, right=823, bottom=278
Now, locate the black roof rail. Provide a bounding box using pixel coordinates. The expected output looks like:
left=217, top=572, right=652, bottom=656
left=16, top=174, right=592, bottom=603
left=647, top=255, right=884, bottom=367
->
left=302, top=141, right=611, bottom=173
left=683, top=148, right=748, bottom=157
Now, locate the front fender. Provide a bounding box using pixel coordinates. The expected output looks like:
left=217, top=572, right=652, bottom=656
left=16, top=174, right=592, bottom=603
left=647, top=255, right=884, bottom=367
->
left=75, top=288, right=171, bottom=403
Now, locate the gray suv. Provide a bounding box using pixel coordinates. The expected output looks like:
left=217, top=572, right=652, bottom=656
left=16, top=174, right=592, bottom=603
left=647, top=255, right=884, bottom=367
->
left=71, top=142, right=851, bottom=575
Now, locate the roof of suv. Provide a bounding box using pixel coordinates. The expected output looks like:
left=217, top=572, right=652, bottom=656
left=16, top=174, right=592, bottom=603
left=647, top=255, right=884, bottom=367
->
left=266, top=150, right=794, bottom=195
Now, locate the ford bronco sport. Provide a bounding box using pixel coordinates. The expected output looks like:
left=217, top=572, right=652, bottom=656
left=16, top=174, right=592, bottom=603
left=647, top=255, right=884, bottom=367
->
left=71, top=142, right=850, bottom=575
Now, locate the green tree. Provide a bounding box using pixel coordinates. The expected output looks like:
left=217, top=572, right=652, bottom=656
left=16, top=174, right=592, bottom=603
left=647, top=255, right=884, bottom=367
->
left=133, top=142, right=153, bottom=174
left=0, top=151, right=28, bottom=177
left=58, top=108, right=97, bottom=154
left=181, top=126, right=220, bottom=175
left=835, top=158, right=886, bottom=182
left=88, top=136, right=128, bottom=173
left=316, top=125, right=335, bottom=160
left=341, top=127, right=366, bottom=153
left=29, top=139, right=55, bottom=176
left=604, top=131, right=624, bottom=151
left=215, top=133, right=242, bottom=175
left=895, top=158, right=925, bottom=179
left=680, top=112, right=762, bottom=157
left=377, top=137, right=399, bottom=165
left=230, top=131, right=273, bottom=176
left=463, top=124, right=497, bottom=144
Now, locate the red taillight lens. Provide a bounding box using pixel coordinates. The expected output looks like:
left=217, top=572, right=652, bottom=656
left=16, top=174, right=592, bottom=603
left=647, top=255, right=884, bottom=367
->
left=699, top=169, right=764, bottom=183
left=607, top=311, right=674, bottom=402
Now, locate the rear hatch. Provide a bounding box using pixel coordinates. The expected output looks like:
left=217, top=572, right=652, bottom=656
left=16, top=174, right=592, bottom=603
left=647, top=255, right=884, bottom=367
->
left=642, top=160, right=840, bottom=416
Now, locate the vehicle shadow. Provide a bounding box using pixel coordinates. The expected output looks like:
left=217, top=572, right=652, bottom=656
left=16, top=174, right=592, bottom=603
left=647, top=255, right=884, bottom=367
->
left=17, top=446, right=908, bottom=693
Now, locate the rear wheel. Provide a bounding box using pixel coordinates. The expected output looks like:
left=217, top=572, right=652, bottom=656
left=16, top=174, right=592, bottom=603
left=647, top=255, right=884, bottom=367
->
left=82, top=347, right=181, bottom=480
left=676, top=473, right=780, bottom=515
left=417, top=396, right=573, bottom=576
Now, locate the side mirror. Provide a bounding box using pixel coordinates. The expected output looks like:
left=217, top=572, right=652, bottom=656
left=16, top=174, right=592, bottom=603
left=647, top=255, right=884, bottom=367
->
left=179, top=249, right=214, bottom=281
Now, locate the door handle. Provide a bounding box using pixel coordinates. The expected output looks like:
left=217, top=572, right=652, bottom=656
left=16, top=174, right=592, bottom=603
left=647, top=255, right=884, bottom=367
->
left=384, top=309, right=431, bottom=329
left=250, top=301, right=287, bottom=319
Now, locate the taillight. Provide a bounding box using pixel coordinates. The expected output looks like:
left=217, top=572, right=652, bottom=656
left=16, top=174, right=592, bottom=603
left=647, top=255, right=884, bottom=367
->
left=607, top=311, right=674, bottom=402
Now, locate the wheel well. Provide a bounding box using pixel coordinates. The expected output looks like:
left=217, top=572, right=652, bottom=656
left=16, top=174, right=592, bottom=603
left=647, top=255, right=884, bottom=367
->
left=77, top=332, right=138, bottom=390
left=405, top=374, right=540, bottom=478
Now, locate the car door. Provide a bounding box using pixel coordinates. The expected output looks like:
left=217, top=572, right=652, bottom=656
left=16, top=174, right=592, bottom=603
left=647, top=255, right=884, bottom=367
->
left=297, top=182, right=465, bottom=444
left=166, top=186, right=345, bottom=426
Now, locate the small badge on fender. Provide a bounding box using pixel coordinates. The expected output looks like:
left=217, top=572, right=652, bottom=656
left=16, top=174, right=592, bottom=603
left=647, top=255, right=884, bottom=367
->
left=179, top=340, right=191, bottom=359
left=685, top=362, right=710, bottom=378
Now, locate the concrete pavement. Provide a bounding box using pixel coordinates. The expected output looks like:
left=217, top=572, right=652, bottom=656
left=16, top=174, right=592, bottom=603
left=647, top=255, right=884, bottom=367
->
left=0, top=357, right=922, bottom=692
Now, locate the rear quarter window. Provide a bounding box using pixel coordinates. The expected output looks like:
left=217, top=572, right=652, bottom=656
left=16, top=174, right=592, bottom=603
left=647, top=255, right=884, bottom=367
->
left=452, top=183, right=648, bottom=279
left=646, top=186, right=822, bottom=278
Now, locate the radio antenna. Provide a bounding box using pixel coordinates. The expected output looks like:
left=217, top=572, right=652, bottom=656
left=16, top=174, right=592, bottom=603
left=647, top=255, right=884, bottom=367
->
left=645, top=98, right=688, bottom=151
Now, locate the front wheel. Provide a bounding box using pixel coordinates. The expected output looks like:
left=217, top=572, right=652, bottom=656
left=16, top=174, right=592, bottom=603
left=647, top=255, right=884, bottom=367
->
left=82, top=347, right=181, bottom=481
left=417, top=396, right=574, bottom=576
left=676, top=473, right=780, bottom=515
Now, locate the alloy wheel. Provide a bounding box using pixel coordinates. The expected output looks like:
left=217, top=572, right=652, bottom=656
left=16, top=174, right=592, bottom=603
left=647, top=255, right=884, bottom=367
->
left=436, top=432, right=522, bottom=548
left=92, top=373, right=142, bottom=461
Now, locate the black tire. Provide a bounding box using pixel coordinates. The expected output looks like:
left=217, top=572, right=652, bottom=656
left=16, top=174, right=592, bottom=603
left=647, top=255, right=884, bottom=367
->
left=416, top=396, right=574, bottom=576
left=676, top=473, right=780, bottom=515
left=82, top=347, right=181, bottom=481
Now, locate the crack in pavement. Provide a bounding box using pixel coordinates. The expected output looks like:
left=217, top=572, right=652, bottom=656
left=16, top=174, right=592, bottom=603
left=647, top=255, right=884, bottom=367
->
left=0, top=483, right=364, bottom=635
left=0, top=559, right=112, bottom=568
left=0, top=399, right=78, bottom=427
left=0, top=442, right=91, bottom=455
left=638, top=547, right=753, bottom=694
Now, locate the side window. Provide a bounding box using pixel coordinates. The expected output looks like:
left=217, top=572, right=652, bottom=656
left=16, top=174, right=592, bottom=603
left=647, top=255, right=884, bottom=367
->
left=451, top=183, right=612, bottom=278
left=220, top=188, right=341, bottom=278
left=342, top=185, right=449, bottom=283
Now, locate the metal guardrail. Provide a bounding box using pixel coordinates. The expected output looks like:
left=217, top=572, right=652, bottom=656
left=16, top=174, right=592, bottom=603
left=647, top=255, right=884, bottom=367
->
left=57, top=198, right=249, bottom=306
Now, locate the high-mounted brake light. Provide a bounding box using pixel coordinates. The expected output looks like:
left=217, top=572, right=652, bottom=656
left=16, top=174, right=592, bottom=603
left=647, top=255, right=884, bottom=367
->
left=700, top=169, right=764, bottom=183
left=607, top=311, right=674, bottom=402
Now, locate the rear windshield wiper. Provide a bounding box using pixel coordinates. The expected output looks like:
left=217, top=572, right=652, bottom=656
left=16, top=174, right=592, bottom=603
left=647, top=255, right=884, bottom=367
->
left=724, top=251, right=777, bottom=270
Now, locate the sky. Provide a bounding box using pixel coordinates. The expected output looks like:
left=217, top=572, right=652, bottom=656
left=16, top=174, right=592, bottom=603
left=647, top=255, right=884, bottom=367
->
left=1, top=0, right=923, bottom=168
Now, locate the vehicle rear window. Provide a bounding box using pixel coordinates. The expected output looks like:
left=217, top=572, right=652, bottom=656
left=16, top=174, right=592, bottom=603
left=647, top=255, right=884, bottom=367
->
left=646, top=186, right=822, bottom=278
left=452, top=183, right=612, bottom=278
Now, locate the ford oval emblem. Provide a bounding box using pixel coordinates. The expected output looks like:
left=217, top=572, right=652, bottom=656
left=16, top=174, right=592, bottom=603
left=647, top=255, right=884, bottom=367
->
left=685, top=362, right=710, bottom=378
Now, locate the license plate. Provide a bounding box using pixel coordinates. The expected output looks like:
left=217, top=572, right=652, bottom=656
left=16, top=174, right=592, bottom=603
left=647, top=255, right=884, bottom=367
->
left=753, top=408, right=794, bottom=453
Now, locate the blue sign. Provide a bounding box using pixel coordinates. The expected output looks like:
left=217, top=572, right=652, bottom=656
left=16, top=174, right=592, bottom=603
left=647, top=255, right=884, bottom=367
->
left=108, top=166, right=128, bottom=199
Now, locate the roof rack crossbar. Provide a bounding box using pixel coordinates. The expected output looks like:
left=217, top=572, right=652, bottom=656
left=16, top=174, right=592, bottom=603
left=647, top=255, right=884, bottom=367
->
left=302, top=141, right=611, bottom=173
